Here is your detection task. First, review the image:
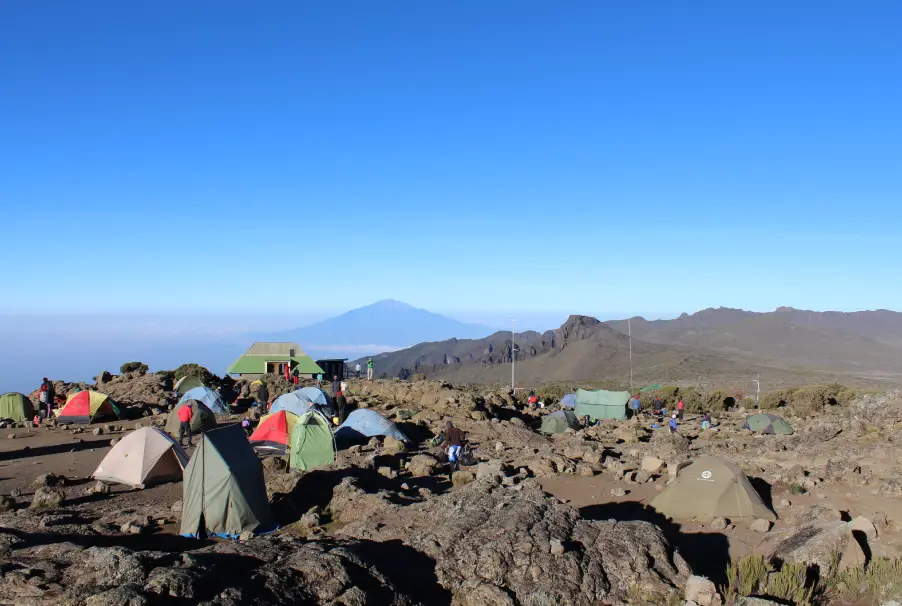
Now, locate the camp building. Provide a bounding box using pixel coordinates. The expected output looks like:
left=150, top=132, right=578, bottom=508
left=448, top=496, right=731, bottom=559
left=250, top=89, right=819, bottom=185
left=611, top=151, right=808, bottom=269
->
left=226, top=342, right=324, bottom=379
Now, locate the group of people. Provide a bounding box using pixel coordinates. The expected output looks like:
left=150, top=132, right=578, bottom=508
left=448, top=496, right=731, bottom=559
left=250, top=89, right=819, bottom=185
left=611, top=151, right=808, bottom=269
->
left=354, top=358, right=374, bottom=380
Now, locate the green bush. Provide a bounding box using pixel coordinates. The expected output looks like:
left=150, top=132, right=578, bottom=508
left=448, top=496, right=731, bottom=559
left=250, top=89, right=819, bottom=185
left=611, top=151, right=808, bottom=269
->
left=120, top=361, right=149, bottom=374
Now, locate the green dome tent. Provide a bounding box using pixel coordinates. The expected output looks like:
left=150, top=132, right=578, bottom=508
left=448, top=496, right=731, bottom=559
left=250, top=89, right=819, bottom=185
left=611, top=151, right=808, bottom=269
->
left=650, top=455, right=775, bottom=522
left=165, top=400, right=217, bottom=435
left=0, top=393, right=35, bottom=421
left=289, top=411, right=336, bottom=471
left=180, top=425, right=274, bottom=538
left=540, top=410, right=580, bottom=434
left=744, top=413, right=793, bottom=435
left=574, top=389, right=631, bottom=421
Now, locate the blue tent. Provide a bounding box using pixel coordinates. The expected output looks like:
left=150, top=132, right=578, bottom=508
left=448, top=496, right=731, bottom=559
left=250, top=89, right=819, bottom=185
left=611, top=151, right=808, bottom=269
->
left=334, top=409, right=408, bottom=442
left=178, top=386, right=228, bottom=415
left=560, top=394, right=577, bottom=408
left=297, top=387, right=329, bottom=406
left=270, top=391, right=315, bottom=417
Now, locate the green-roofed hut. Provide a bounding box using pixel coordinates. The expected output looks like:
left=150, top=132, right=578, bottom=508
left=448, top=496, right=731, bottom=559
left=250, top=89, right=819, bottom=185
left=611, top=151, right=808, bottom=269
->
left=227, top=342, right=325, bottom=379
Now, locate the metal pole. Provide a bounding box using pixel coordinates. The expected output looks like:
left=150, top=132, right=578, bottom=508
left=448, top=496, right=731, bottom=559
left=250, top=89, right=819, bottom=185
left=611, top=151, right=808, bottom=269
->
left=510, top=318, right=516, bottom=392
left=755, top=373, right=760, bottom=408
left=628, top=318, right=633, bottom=391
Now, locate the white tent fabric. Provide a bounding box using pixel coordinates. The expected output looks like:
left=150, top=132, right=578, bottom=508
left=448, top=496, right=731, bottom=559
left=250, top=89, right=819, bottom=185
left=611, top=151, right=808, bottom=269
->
left=92, top=427, right=189, bottom=488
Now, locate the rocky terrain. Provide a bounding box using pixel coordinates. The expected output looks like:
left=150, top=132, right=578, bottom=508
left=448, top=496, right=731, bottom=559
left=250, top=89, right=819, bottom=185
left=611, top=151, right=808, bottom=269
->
left=3, top=371, right=902, bottom=604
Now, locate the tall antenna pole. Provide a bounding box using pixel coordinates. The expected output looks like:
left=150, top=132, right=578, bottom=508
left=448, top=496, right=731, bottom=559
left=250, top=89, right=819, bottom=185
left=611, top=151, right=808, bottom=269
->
left=755, top=373, right=760, bottom=408
left=628, top=318, right=633, bottom=390
left=510, top=318, right=517, bottom=392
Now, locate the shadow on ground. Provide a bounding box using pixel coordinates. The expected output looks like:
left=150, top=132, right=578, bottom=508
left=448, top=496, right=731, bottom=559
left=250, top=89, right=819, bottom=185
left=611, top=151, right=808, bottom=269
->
left=0, top=438, right=112, bottom=462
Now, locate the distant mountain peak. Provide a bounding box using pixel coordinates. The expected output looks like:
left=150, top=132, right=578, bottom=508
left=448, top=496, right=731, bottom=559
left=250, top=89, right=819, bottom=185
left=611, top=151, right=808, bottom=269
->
left=365, top=299, right=418, bottom=311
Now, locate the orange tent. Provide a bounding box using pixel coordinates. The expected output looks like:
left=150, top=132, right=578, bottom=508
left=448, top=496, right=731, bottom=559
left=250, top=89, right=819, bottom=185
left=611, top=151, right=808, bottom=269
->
left=58, top=391, right=121, bottom=424
left=249, top=410, right=300, bottom=454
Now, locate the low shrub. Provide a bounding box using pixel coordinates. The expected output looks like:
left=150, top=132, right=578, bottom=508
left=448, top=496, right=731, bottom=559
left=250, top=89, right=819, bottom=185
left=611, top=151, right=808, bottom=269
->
left=119, top=361, right=148, bottom=374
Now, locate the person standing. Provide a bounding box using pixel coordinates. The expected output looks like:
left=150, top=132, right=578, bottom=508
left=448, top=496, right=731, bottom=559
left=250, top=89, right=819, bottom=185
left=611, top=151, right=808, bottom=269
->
left=39, top=378, right=54, bottom=419
left=439, top=421, right=467, bottom=481
left=330, top=375, right=340, bottom=401
left=677, top=397, right=685, bottom=421
left=669, top=413, right=678, bottom=433
left=630, top=393, right=641, bottom=416
left=256, top=381, right=268, bottom=411
left=178, top=403, right=194, bottom=446
left=355, top=362, right=361, bottom=379
left=653, top=395, right=663, bottom=414
left=316, top=373, right=323, bottom=387
left=366, top=358, right=374, bottom=380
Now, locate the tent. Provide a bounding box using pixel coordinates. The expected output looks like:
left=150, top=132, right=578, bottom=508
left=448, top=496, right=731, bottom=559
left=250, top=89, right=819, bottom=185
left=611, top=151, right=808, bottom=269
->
left=92, top=427, right=189, bottom=488
left=165, top=399, right=217, bottom=435
left=249, top=410, right=301, bottom=454
left=574, top=389, right=630, bottom=421
left=58, top=391, right=121, bottom=424
left=560, top=394, right=577, bottom=409
left=174, top=376, right=204, bottom=395
left=334, top=409, right=408, bottom=442
left=178, top=386, right=228, bottom=415
left=650, top=455, right=775, bottom=522
left=269, top=390, right=315, bottom=417
left=541, top=410, right=580, bottom=434
left=297, top=386, right=329, bottom=406
left=289, top=411, right=336, bottom=471
left=0, top=392, right=35, bottom=421
left=180, top=424, right=275, bottom=538
left=744, top=413, right=794, bottom=436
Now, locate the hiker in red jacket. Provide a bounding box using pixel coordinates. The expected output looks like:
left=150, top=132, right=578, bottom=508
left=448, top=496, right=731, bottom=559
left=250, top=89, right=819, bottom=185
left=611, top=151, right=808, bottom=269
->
left=677, top=397, right=685, bottom=421
left=177, top=404, right=194, bottom=446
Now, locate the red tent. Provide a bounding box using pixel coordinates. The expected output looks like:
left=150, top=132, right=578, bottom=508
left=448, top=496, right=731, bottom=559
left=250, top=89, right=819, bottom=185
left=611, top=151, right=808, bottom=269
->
left=249, top=410, right=299, bottom=454
left=57, top=391, right=121, bottom=424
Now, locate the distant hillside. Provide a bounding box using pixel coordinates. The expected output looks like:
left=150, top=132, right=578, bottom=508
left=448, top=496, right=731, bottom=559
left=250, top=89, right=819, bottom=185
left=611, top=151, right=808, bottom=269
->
left=270, top=300, right=496, bottom=356
left=356, top=315, right=772, bottom=387
left=605, top=307, right=902, bottom=372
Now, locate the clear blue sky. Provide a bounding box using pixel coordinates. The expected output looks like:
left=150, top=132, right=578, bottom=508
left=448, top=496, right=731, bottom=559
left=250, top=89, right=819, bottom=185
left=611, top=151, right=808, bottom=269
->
left=3, top=1, right=901, bottom=318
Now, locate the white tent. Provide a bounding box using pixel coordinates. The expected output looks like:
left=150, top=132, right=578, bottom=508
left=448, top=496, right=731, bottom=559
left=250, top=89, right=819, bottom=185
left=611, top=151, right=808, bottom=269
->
left=93, top=427, right=189, bottom=488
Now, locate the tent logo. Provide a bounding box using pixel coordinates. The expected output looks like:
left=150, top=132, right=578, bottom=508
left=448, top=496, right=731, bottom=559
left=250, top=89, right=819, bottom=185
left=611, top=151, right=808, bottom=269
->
left=700, top=470, right=713, bottom=481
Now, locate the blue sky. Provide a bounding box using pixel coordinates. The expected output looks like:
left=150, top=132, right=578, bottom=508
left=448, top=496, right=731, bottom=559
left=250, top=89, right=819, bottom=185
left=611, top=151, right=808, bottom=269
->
left=3, top=1, right=902, bottom=321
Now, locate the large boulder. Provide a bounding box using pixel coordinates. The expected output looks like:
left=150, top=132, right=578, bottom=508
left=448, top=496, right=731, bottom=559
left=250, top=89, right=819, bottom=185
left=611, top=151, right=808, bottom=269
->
left=418, top=482, right=689, bottom=604
left=407, top=454, right=440, bottom=477
left=650, top=430, right=690, bottom=461
left=0, top=534, right=416, bottom=605
left=30, top=487, right=64, bottom=510
left=338, top=480, right=689, bottom=605
left=760, top=521, right=866, bottom=571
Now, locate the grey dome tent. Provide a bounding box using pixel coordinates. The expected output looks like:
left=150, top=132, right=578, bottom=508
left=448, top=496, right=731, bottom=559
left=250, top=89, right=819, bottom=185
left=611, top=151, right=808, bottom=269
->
left=650, top=455, right=775, bottom=522
left=165, top=399, right=217, bottom=435
left=178, top=386, right=228, bottom=415
left=174, top=375, right=204, bottom=395
left=560, top=394, right=577, bottom=409
left=297, top=386, right=329, bottom=406
left=269, top=390, right=315, bottom=417
left=541, top=410, right=580, bottom=434
left=180, top=424, right=275, bottom=538
left=334, top=409, right=408, bottom=442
